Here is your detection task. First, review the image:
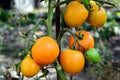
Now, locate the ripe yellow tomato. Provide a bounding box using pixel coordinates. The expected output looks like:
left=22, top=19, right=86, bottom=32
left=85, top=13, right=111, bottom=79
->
left=87, top=1, right=107, bottom=27
left=64, top=1, right=88, bottom=28
left=21, top=56, right=41, bottom=77
left=31, top=36, right=59, bottom=65
left=60, top=49, right=85, bottom=75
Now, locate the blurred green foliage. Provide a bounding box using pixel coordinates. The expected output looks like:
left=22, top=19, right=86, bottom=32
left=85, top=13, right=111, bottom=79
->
left=0, top=8, right=39, bottom=27
left=0, top=8, right=11, bottom=22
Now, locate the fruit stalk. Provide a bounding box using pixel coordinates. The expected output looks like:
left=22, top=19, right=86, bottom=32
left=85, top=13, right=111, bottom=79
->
left=63, top=28, right=86, bottom=51
left=54, top=60, right=66, bottom=80
left=94, top=0, right=115, bottom=6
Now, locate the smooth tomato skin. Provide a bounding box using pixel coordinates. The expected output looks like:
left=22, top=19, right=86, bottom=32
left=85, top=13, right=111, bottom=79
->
left=87, top=3, right=107, bottom=27
left=60, top=49, right=85, bottom=75
left=64, top=1, right=88, bottom=28
left=21, top=56, right=41, bottom=77
left=68, top=30, right=94, bottom=52
left=31, top=36, right=59, bottom=65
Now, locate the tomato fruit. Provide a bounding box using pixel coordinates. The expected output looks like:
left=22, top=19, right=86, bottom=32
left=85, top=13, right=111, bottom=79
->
left=85, top=48, right=101, bottom=63
left=60, top=49, right=85, bottom=75
left=31, top=36, right=59, bottom=65
left=87, top=1, right=107, bottom=27
left=64, top=1, right=88, bottom=28
left=21, top=55, right=41, bottom=77
left=68, top=30, right=94, bottom=52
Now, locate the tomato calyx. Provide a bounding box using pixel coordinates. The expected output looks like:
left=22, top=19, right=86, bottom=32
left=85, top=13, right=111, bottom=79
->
left=75, top=33, right=84, bottom=40
left=71, top=33, right=86, bottom=52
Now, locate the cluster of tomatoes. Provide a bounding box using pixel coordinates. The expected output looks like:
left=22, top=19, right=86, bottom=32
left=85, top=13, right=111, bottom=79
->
left=64, top=0, right=107, bottom=28
left=20, top=36, right=60, bottom=77
left=20, top=0, right=107, bottom=78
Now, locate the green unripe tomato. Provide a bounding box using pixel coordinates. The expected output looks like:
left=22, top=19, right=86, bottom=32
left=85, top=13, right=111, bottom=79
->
left=85, top=48, right=101, bottom=63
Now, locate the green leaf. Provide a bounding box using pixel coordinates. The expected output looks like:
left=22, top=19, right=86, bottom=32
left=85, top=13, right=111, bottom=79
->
left=82, top=0, right=90, bottom=9
left=39, top=68, right=49, bottom=78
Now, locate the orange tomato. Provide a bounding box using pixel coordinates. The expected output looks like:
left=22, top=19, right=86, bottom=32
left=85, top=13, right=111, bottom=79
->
left=68, top=30, right=94, bottom=52
left=87, top=1, right=107, bottom=27
left=60, top=49, right=85, bottom=75
left=21, top=55, right=41, bottom=77
left=31, top=36, right=59, bottom=65
left=64, top=1, right=88, bottom=28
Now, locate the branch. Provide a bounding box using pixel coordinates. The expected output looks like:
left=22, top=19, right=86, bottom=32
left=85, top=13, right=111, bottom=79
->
left=94, top=0, right=115, bottom=7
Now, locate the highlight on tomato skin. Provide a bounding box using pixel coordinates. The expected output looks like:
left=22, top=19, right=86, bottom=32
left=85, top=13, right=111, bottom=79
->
left=59, top=49, right=85, bottom=75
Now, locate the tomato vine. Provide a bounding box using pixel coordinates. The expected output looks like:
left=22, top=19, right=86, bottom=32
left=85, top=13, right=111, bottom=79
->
left=18, top=0, right=115, bottom=80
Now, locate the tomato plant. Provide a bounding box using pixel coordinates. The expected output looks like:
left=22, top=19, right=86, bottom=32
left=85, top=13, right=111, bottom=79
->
left=8, top=0, right=114, bottom=80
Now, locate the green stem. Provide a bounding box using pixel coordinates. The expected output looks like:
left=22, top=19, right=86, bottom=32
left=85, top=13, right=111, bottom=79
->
left=53, top=0, right=74, bottom=8
left=53, top=0, right=68, bottom=8
left=94, top=0, right=115, bottom=6
left=51, top=27, right=66, bottom=80
left=20, top=74, right=24, bottom=80
left=46, top=0, right=53, bottom=37
left=75, top=34, right=84, bottom=40
left=56, top=28, right=86, bottom=51
left=57, top=28, right=67, bottom=44
left=63, top=28, right=86, bottom=51
left=70, top=75, right=74, bottom=80
left=31, top=19, right=45, bottom=37
left=27, top=18, right=45, bottom=50
left=54, top=60, right=67, bottom=80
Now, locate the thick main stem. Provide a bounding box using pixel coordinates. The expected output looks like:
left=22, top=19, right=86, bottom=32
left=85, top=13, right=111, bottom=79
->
left=55, top=0, right=60, bottom=39
left=47, top=0, right=66, bottom=80
left=55, top=0, right=67, bottom=80
left=46, top=0, right=53, bottom=37
left=54, top=60, right=66, bottom=80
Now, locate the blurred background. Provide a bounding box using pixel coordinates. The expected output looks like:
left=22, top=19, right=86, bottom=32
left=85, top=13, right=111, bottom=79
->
left=0, top=0, right=120, bottom=80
